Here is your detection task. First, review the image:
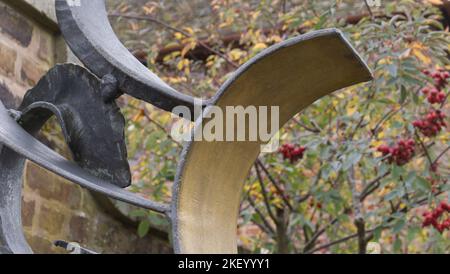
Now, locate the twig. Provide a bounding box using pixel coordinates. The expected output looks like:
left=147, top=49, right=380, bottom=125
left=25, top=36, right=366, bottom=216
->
left=360, top=171, right=390, bottom=201
left=371, top=107, right=402, bottom=137
left=254, top=164, right=278, bottom=224
left=432, top=146, right=450, bottom=166
left=363, top=0, right=374, bottom=19
left=303, top=217, right=338, bottom=253
left=256, top=159, right=295, bottom=211
left=293, top=118, right=321, bottom=133
left=306, top=228, right=376, bottom=254
left=349, top=90, right=375, bottom=139
left=246, top=190, right=276, bottom=235
left=108, top=13, right=239, bottom=68
left=415, top=131, right=433, bottom=165
left=348, top=166, right=367, bottom=254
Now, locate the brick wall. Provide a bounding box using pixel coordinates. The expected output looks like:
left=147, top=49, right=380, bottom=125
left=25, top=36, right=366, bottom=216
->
left=0, top=0, right=171, bottom=254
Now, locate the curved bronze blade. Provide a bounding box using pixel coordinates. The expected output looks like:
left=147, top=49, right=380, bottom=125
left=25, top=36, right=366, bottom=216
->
left=172, top=29, right=373, bottom=254
left=55, top=0, right=203, bottom=116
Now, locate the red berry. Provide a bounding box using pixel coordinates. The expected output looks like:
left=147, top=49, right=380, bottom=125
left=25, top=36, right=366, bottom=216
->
left=422, top=201, right=450, bottom=234
left=279, top=143, right=306, bottom=163
left=413, top=110, right=447, bottom=137
left=377, top=139, right=415, bottom=166
left=423, top=68, right=449, bottom=89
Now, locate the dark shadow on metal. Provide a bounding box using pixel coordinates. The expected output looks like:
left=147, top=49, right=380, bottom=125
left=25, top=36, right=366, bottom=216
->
left=19, top=64, right=131, bottom=188
left=0, top=65, right=170, bottom=254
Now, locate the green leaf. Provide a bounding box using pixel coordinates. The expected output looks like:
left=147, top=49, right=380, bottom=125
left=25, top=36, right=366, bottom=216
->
left=373, top=227, right=383, bottom=241
left=392, top=218, right=406, bottom=234
left=138, top=220, right=151, bottom=238
left=391, top=165, right=405, bottom=179
left=343, top=152, right=362, bottom=171
left=387, top=64, right=398, bottom=78
left=414, top=176, right=431, bottom=192
left=399, top=85, right=408, bottom=104
left=129, top=209, right=147, bottom=218
left=385, top=190, right=400, bottom=201
left=393, top=237, right=402, bottom=253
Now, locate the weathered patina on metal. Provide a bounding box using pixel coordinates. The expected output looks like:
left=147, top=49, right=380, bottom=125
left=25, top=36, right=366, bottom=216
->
left=0, top=0, right=372, bottom=254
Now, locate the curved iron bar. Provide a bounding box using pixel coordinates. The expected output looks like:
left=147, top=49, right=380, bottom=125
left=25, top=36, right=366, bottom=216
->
left=0, top=0, right=373, bottom=254
left=0, top=65, right=170, bottom=254
left=172, top=29, right=373, bottom=253
left=55, top=0, right=205, bottom=117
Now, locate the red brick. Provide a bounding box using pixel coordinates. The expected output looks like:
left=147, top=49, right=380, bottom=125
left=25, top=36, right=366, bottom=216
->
left=0, top=3, right=33, bottom=47
left=25, top=163, right=59, bottom=200
left=39, top=204, right=65, bottom=235
left=20, top=58, right=47, bottom=86
left=57, top=179, right=82, bottom=210
left=69, top=215, right=89, bottom=243
left=21, top=199, right=35, bottom=228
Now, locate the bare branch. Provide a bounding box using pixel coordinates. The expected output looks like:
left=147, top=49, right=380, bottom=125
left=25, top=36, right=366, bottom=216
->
left=108, top=13, right=239, bottom=68
left=432, top=146, right=450, bottom=166
left=254, top=164, right=278, bottom=224
left=303, top=217, right=338, bottom=253
left=256, top=159, right=295, bottom=211
left=348, top=166, right=367, bottom=254
left=415, top=131, right=433, bottom=165
left=360, top=171, right=390, bottom=201
left=363, top=0, right=374, bottom=19
left=246, top=191, right=276, bottom=235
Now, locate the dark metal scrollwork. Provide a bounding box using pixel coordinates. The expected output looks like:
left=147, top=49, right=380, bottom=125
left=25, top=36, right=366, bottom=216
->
left=0, top=0, right=372, bottom=254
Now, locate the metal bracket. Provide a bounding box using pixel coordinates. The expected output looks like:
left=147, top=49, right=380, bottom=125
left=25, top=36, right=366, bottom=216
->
left=54, top=240, right=98, bottom=254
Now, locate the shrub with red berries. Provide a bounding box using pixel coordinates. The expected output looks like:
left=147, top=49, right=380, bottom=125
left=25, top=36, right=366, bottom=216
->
left=421, top=86, right=446, bottom=104
left=377, top=139, right=415, bottom=166
left=421, top=69, right=448, bottom=106
left=423, top=68, right=449, bottom=90
left=422, top=201, right=450, bottom=234
left=279, top=143, right=306, bottom=164
left=412, top=110, right=446, bottom=137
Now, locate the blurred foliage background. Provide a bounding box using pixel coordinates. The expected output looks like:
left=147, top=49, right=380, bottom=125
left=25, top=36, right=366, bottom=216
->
left=99, top=0, right=450, bottom=253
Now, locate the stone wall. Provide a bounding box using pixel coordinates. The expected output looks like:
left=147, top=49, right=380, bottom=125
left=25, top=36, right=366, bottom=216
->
left=0, top=0, right=171, bottom=254
left=23, top=163, right=171, bottom=254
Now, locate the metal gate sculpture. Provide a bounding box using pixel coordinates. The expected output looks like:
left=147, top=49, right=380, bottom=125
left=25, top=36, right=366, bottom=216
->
left=0, top=0, right=372, bottom=254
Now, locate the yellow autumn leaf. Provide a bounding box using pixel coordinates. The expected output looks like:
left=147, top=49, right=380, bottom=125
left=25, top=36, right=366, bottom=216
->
left=174, top=32, right=184, bottom=40
left=177, top=60, right=184, bottom=71
left=142, top=6, right=155, bottom=15
left=252, top=43, right=267, bottom=52
left=132, top=109, right=145, bottom=123
left=270, top=35, right=283, bottom=44
left=412, top=49, right=432, bottom=64
left=300, top=18, right=319, bottom=29
left=130, top=22, right=139, bottom=31
left=347, top=104, right=357, bottom=116
left=371, top=140, right=384, bottom=149
left=252, top=11, right=261, bottom=20
left=229, top=49, right=245, bottom=61
left=411, top=42, right=431, bottom=64
left=181, top=41, right=196, bottom=57
left=183, top=27, right=194, bottom=35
